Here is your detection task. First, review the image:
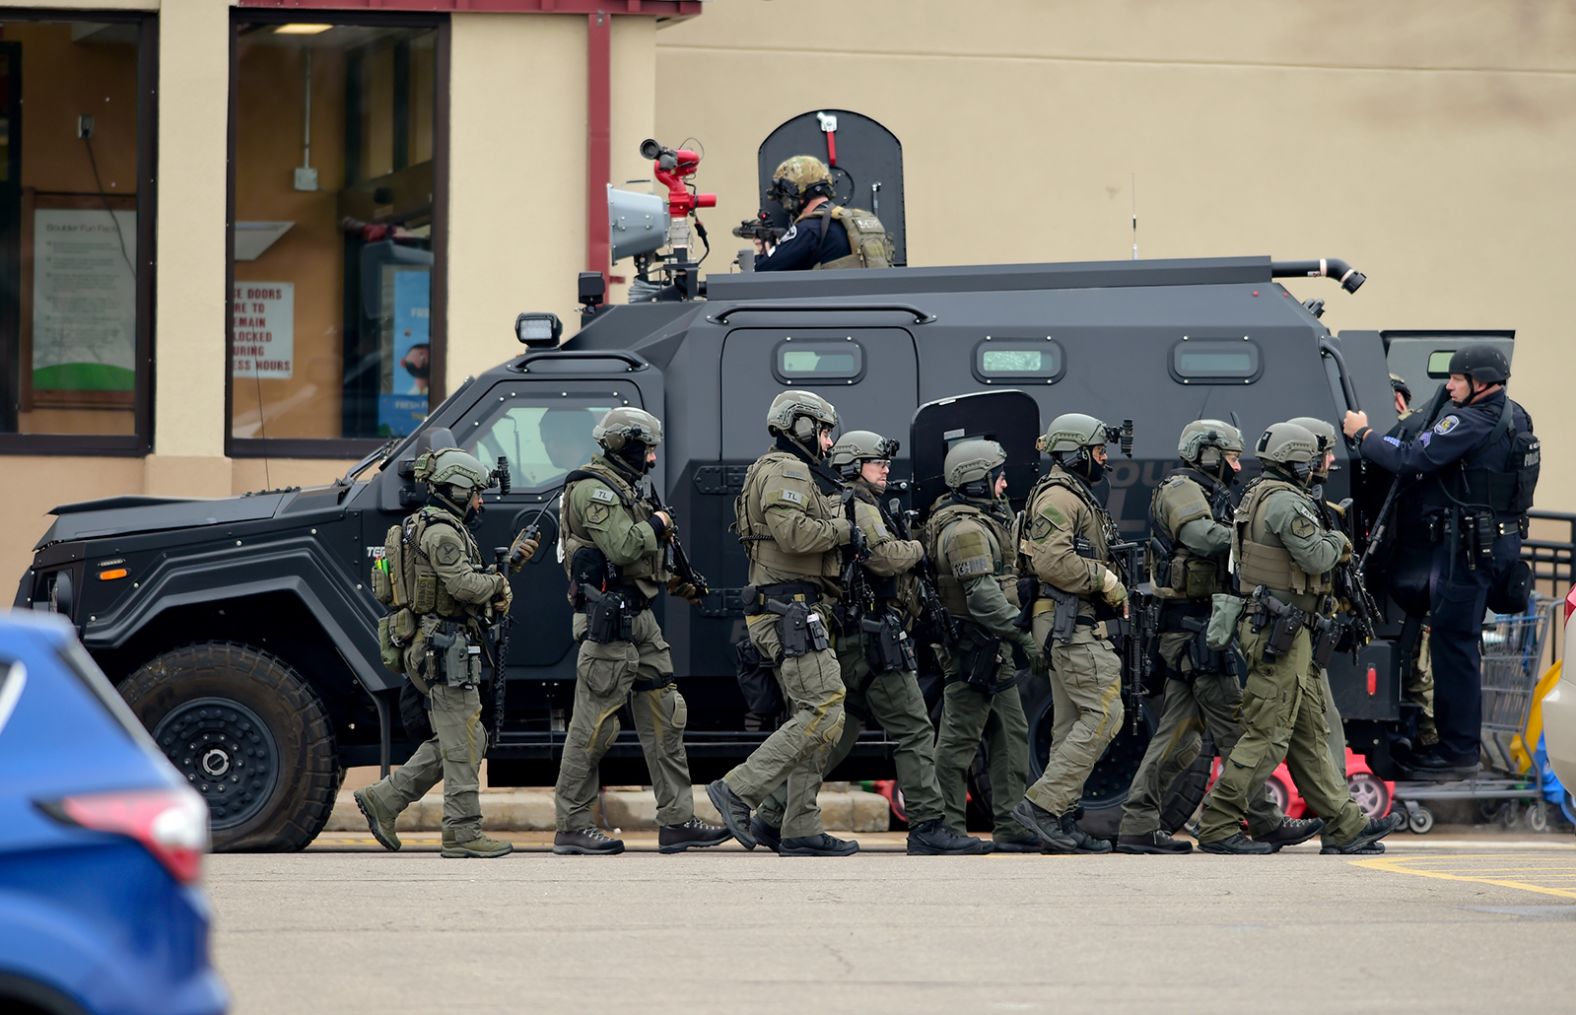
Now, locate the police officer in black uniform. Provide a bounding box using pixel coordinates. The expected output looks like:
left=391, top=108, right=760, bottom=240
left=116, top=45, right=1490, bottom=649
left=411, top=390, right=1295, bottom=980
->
left=1343, top=344, right=1539, bottom=780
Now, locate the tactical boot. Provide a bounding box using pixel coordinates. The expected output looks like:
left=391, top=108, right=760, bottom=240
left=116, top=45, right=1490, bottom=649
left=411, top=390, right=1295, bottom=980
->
left=352, top=787, right=401, bottom=852
left=1115, top=830, right=1192, bottom=855
left=1010, top=799, right=1083, bottom=853
left=1402, top=750, right=1479, bottom=782
left=1198, top=833, right=1273, bottom=855
left=706, top=779, right=757, bottom=850
left=441, top=833, right=513, bottom=859
left=552, top=827, right=626, bottom=856
left=1255, top=817, right=1325, bottom=852
left=1324, top=812, right=1406, bottom=855
left=1322, top=839, right=1385, bottom=855
left=907, top=819, right=989, bottom=855
left=779, top=833, right=859, bottom=857
left=658, top=817, right=732, bottom=854
left=1060, top=813, right=1113, bottom=854
left=749, top=816, right=782, bottom=854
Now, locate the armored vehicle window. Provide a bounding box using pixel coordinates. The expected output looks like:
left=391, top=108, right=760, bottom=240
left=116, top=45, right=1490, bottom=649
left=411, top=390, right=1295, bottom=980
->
left=973, top=340, right=1064, bottom=384
left=773, top=340, right=865, bottom=383
left=466, top=392, right=626, bottom=491
left=1170, top=339, right=1262, bottom=384
left=1427, top=351, right=1455, bottom=378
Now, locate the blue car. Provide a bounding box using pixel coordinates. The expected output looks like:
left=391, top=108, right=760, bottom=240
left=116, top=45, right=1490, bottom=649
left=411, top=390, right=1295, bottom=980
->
left=0, top=611, right=227, bottom=1015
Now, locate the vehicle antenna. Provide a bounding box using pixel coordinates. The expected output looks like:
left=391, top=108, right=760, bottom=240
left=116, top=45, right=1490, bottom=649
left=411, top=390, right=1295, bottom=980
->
left=1130, top=173, right=1139, bottom=261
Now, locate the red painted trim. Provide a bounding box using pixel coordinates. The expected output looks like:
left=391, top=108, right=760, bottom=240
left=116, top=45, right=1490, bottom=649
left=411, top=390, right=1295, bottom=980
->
left=586, top=11, right=611, bottom=285
left=237, top=1, right=703, bottom=16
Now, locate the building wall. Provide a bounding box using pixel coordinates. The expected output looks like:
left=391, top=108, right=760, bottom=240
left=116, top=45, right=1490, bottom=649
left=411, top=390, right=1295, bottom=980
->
left=655, top=0, right=1576, bottom=509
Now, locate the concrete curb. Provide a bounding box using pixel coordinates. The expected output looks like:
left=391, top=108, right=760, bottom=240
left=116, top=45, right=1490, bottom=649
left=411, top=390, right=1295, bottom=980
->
left=329, top=783, right=894, bottom=834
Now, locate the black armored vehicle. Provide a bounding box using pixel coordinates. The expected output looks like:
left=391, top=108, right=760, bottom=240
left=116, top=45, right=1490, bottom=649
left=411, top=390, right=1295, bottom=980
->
left=18, top=252, right=1511, bottom=850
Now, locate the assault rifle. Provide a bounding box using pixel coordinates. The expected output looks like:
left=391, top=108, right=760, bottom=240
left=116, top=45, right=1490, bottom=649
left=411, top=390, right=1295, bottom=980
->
left=839, top=488, right=874, bottom=620
left=487, top=547, right=516, bottom=733
left=1108, top=539, right=1154, bottom=734
left=1329, top=502, right=1380, bottom=660
left=731, top=210, right=788, bottom=245
left=647, top=481, right=709, bottom=598
left=897, top=506, right=959, bottom=649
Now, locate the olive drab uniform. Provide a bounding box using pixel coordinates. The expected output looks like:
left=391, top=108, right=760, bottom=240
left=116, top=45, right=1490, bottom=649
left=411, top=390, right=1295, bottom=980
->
left=808, top=205, right=893, bottom=270
left=554, top=456, right=695, bottom=831
left=756, top=483, right=948, bottom=831
left=362, top=503, right=505, bottom=846
left=723, top=448, right=851, bottom=840
left=1018, top=464, right=1126, bottom=819
left=1117, top=469, right=1285, bottom=839
left=1197, top=476, right=1369, bottom=845
left=925, top=495, right=1032, bottom=841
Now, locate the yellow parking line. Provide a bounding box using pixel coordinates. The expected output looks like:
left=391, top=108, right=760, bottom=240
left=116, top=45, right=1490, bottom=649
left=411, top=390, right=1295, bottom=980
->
left=1352, top=853, right=1576, bottom=902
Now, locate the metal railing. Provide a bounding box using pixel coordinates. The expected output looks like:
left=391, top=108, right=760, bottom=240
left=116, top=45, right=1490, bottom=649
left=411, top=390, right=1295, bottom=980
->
left=1523, top=509, right=1575, bottom=658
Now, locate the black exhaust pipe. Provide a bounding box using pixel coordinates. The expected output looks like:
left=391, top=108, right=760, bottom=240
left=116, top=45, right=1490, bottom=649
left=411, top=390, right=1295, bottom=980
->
left=1271, top=258, right=1366, bottom=294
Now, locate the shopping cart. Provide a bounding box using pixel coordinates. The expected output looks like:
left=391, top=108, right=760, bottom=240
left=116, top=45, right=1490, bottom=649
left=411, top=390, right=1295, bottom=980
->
left=1395, top=594, right=1559, bottom=834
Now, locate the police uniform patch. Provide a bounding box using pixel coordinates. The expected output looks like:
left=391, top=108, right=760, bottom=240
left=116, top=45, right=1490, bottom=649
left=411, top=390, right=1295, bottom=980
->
left=1038, top=501, right=1068, bottom=530
left=781, top=467, right=808, bottom=480
left=1029, top=516, right=1054, bottom=540
left=1433, top=414, right=1460, bottom=436
left=778, top=488, right=805, bottom=505
left=954, top=557, right=992, bottom=578
left=590, top=487, right=617, bottom=504
left=586, top=504, right=611, bottom=525
left=433, top=540, right=463, bottom=566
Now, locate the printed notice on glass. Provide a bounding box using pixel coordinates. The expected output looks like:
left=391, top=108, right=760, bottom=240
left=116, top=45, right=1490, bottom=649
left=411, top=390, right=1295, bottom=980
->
left=232, top=282, right=295, bottom=379
left=31, top=208, right=138, bottom=393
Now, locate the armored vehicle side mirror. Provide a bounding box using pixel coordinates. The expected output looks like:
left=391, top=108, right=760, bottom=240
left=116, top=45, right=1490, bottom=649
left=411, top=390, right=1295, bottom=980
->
left=515, top=312, right=563, bottom=348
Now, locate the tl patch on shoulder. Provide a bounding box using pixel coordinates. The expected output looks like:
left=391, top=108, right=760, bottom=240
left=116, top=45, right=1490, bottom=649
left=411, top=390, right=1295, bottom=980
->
left=590, top=487, right=617, bottom=504
left=1433, top=414, right=1460, bottom=436
left=777, top=488, right=805, bottom=506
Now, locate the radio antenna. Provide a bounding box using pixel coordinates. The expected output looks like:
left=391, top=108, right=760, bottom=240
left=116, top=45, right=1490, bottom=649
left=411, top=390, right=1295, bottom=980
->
left=1130, top=173, right=1139, bottom=260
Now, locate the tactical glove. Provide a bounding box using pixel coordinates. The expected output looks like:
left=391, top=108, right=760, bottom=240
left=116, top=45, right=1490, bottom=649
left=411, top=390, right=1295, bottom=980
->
left=492, top=573, right=513, bottom=615
left=1017, top=635, right=1049, bottom=676
left=1335, top=532, right=1354, bottom=564
left=1099, top=568, right=1128, bottom=608
left=667, top=575, right=702, bottom=605
left=507, top=530, right=540, bottom=571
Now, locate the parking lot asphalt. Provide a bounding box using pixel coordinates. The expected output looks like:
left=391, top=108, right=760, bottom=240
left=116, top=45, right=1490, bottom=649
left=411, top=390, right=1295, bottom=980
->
left=209, top=832, right=1576, bottom=1014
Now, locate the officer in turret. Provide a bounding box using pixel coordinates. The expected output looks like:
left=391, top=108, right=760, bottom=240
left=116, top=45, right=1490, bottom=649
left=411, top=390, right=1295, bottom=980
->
left=353, top=448, right=520, bottom=859
left=1116, top=421, right=1320, bottom=855
left=753, top=155, right=893, bottom=272
left=921, top=440, right=1043, bottom=852
left=1009, top=415, right=1130, bottom=854
left=752, top=431, right=986, bottom=855
left=1196, top=423, right=1405, bottom=854
left=551, top=408, right=730, bottom=856
left=708, top=391, right=861, bottom=857
left=1344, top=344, right=1538, bottom=780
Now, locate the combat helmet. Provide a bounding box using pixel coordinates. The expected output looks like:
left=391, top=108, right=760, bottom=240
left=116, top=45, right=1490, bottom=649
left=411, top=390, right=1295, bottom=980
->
left=767, top=390, right=839, bottom=458
left=421, top=447, right=495, bottom=515
left=768, top=155, right=834, bottom=216
left=1039, top=412, right=1114, bottom=483
left=829, top=430, right=899, bottom=481
left=1178, top=419, right=1244, bottom=481
left=1254, top=422, right=1320, bottom=486
left=944, top=439, right=1008, bottom=499
left=592, top=406, right=663, bottom=476
left=1447, top=344, right=1510, bottom=397
left=1287, top=417, right=1338, bottom=478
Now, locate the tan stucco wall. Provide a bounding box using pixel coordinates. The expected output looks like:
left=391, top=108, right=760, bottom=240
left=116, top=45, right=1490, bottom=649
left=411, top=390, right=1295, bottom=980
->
left=656, top=0, right=1576, bottom=508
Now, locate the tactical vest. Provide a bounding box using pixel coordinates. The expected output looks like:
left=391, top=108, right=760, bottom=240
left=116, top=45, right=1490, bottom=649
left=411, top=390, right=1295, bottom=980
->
left=734, top=449, right=845, bottom=588
left=853, top=489, right=903, bottom=603
left=1149, top=468, right=1232, bottom=601
left=1233, top=477, right=1333, bottom=598
left=812, top=205, right=893, bottom=270
left=926, top=498, right=1015, bottom=617
left=1019, top=468, right=1117, bottom=568
left=1432, top=399, right=1539, bottom=518
left=559, top=457, right=662, bottom=595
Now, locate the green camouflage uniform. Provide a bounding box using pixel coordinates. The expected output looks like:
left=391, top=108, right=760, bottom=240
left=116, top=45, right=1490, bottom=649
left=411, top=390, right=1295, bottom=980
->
left=723, top=446, right=852, bottom=839
left=925, top=494, right=1033, bottom=842
left=1118, top=468, right=1286, bottom=839
left=1018, top=464, right=1126, bottom=818
left=1197, top=473, right=1369, bottom=845
left=758, top=481, right=945, bottom=830
left=362, top=502, right=505, bottom=845
left=553, top=455, right=694, bottom=831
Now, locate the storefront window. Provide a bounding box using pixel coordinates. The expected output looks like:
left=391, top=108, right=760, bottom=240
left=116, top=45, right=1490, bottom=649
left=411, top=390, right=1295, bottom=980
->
left=229, top=14, right=444, bottom=453
left=0, top=15, right=154, bottom=453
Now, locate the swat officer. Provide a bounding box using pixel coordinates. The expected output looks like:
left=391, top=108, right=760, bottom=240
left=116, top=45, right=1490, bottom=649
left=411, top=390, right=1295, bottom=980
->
left=752, top=432, right=986, bottom=855
left=924, top=440, right=1044, bottom=853
left=1008, top=414, right=1132, bottom=854
left=1344, top=344, right=1538, bottom=780
left=551, top=408, right=731, bottom=855
left=753, top=155, right=893, bottom=271
left=708, top=391, right=860, bottom=857
left=354, top=448, right=517, bottom=859
left=1196, top=423, right=1405, bottom=854
left=1116, top=421, right=1320, bottom=855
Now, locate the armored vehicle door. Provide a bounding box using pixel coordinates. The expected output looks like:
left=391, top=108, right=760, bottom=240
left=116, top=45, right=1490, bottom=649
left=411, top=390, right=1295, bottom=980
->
left=456, top=377, right=651, bottom=671
left=908, top=390, right=1042, bottom=520
left=1372, top=330, right=1515, bottom=415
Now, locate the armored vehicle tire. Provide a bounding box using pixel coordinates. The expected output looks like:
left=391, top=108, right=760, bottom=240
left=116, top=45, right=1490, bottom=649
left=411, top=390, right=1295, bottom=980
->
left=119, top=643, right=340, bottom=852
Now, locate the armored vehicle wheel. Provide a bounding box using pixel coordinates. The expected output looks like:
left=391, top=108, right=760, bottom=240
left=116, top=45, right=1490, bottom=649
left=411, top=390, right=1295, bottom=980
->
left=399, top=681, right=433, bottom=742
left=1158, top=732, right=1217, bottom=836
left=119, top=643, right=340, bottom=852
left=1019, top=682, right=1159, bottom=840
